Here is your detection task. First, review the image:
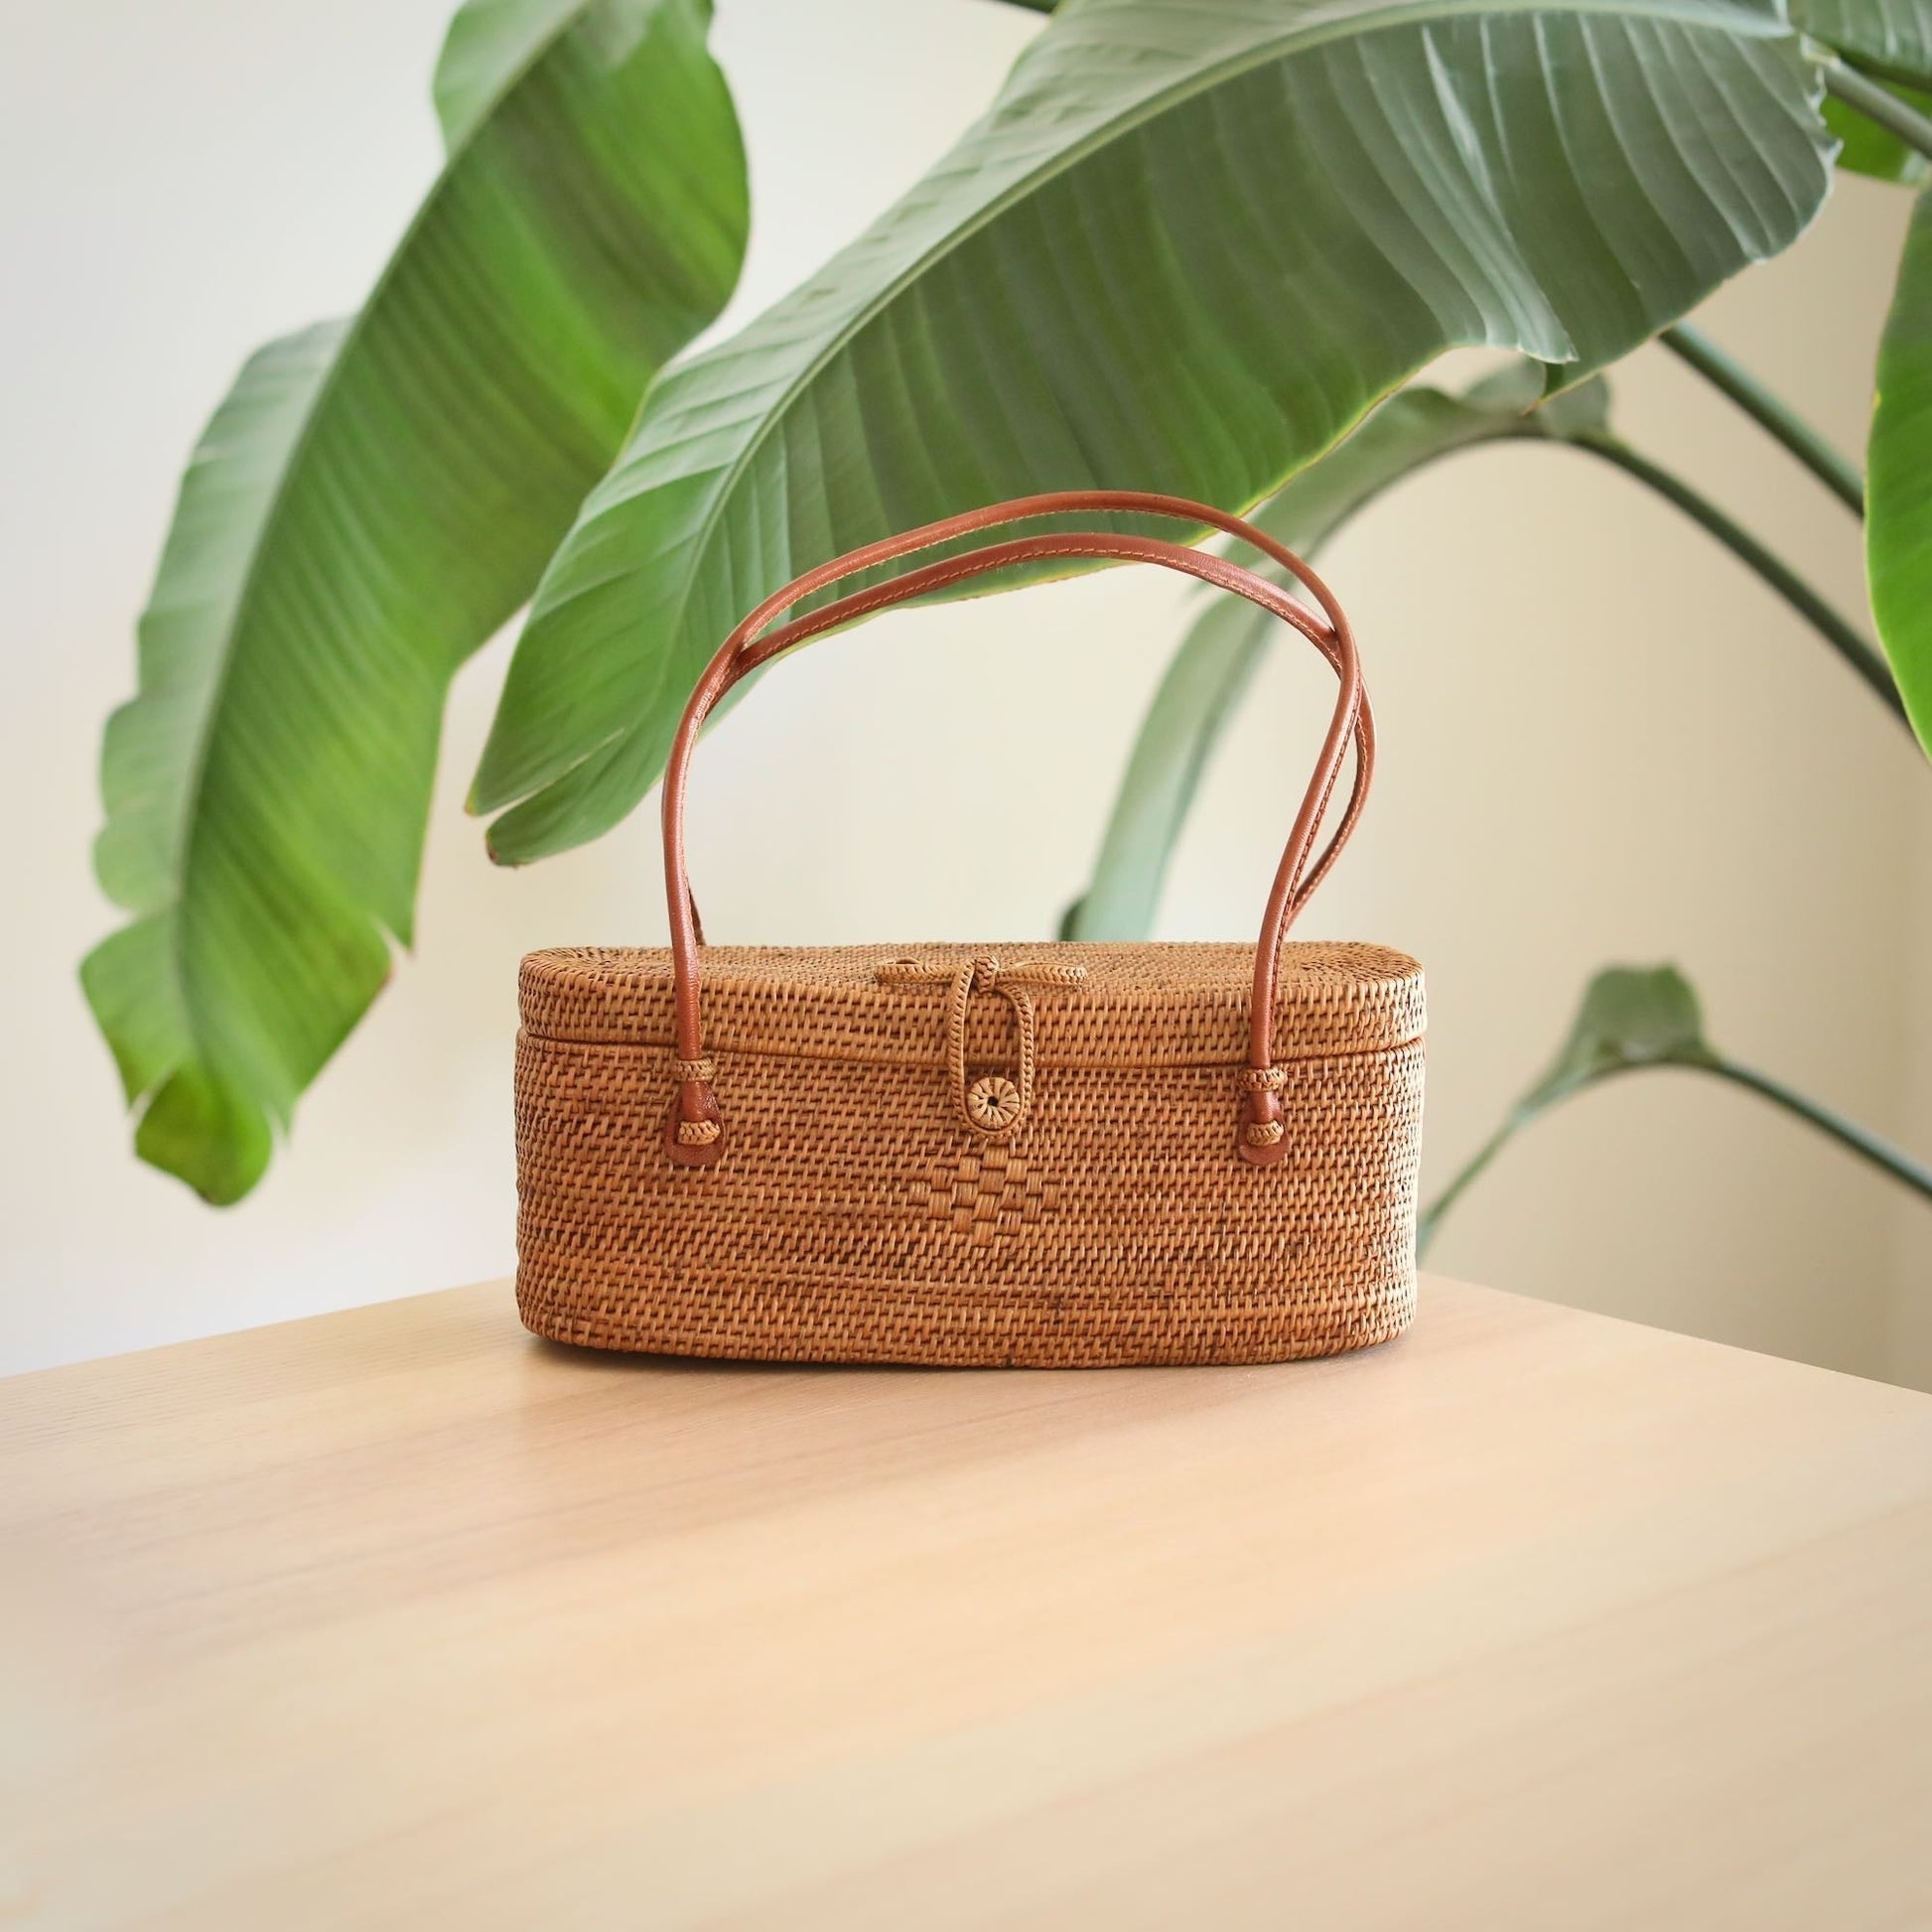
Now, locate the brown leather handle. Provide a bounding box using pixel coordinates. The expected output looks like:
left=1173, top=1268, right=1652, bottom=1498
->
left=660, top=489, right=1372, bottom=1169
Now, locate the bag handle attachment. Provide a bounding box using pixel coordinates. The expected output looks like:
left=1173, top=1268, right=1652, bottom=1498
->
left=659, top=489, right=1373, bottom=1170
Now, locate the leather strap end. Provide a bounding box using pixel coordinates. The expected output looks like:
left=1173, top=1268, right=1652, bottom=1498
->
left=662, top=1078, right=725, bottom=1168
left=1236, top=1088, right=1289, bottom=1169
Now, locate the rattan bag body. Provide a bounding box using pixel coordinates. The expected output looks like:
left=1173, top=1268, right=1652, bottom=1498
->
left=514, top=491, right=1425, bottom=1368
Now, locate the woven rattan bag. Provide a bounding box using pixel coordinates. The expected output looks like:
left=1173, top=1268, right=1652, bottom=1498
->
left=515, top=490, right=1424, bottom=1367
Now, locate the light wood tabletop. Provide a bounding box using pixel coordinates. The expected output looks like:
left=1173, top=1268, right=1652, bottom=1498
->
left=4, top=1277, right=1930, bottom=1930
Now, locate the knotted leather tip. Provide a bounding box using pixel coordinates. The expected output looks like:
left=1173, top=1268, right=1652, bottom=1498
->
left=663, top=1077, right=725, bottom=1168
left=1236, top=1087, right=1289, bottom=1168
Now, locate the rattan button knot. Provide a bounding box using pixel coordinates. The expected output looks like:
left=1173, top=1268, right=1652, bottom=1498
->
left=967, top=1075, right=1024, bottom=1132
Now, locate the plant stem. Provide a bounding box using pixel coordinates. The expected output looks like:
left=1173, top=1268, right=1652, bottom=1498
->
left=1659, top=325, right=1864, bottom=515
left=1710, top=1060, right=1932, bottom=1202
left=1571, top=432, right=1907, bottom=725
left=1421, top=1052, right=1932, bottom=1256
left=1824, top=59, right=1932, bottom=163
left=1416, top=1110, right=1526, bottom=1258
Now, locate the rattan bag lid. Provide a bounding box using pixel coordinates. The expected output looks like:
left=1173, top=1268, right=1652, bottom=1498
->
left=520, top=940, right=1423, bottom=1071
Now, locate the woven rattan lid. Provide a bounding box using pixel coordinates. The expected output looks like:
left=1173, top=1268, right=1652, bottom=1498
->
left=520, top=941, right=1423, bottom=1071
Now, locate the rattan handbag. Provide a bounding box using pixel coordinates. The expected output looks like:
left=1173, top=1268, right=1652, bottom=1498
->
left=515, top=490, right=1424, bottom=1367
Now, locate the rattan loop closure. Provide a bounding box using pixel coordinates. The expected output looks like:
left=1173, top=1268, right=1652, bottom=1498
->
left=877, top=955, right=1086, bottom=1140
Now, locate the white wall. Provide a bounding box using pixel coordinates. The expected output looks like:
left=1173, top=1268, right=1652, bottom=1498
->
left=2, top=0, right=1926, bottom=1380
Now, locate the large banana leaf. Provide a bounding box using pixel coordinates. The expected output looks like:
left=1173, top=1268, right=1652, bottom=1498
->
left=1869, top=188, right=1932, bottom=756
left=83, top=0, right=747, bottom=1202
left=476, top=0, right=1836, bottom=863
left=1794, top=0, right=1932, bottom=174
left=1793, top=0, right=1932, bottom=84
left=1065, top=359, right=1606, bottom=939
left=434, top=0, right=593, bottom=145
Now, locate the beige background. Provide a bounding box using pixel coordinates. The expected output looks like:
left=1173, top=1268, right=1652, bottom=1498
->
left=3, top=0, right=1926, bottom=1381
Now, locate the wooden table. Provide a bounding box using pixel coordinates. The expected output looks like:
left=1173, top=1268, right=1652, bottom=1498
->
left=4, top=1278, right=1930, bottom=1929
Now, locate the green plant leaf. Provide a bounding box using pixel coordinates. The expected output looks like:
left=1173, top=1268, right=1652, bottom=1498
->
left=1064, top=595, right=1276, bottom=943
left=1522, top=965, right=1718, bottom=1094
left=1232, top=359, right=1607, bottom=565
left=1869, top=187, right=1932, bottom=758
left=1792, top=0, right=1932, bottom=86
left=1418, top=963, right=1932, bottom=1250
left=435, top=0, right=584, bottom=148
left=1065, top=359, right=1606, bottom=939
left=475, top=0, right=1836, bottom=864
left=82, top=0, right=747, bottom=1202
left=1419, top=964, right=1719, bottom=1251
